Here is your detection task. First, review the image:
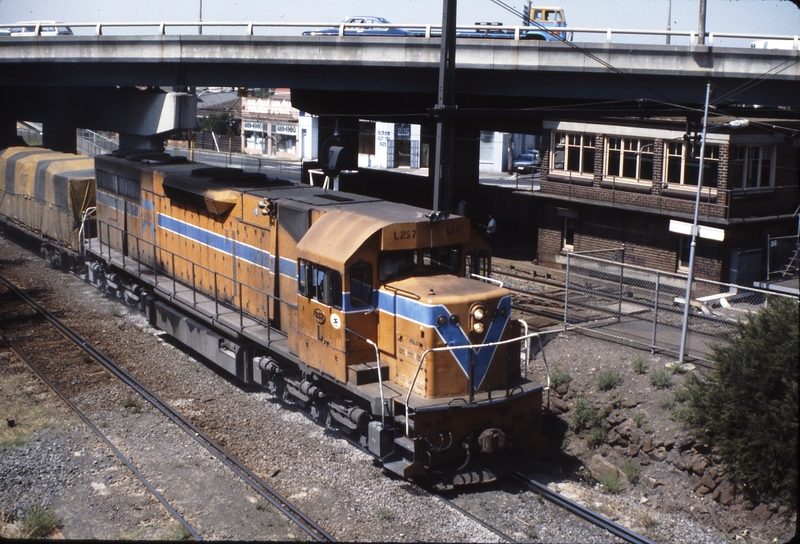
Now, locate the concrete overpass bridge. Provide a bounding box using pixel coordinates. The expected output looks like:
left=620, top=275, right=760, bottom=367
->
left=1, top=24, right=797, bottom=206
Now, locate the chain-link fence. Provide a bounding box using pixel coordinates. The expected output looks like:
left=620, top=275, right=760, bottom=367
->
left=563, top=250, right=797, bottom=364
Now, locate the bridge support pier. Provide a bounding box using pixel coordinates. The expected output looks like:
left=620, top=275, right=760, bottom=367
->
left=42, top=122, right=78, bottom=154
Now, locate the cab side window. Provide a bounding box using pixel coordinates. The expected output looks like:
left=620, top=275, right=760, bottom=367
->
left=349, top=261, right=373, bottom=308
left=298, top=259, right=342, bottom=309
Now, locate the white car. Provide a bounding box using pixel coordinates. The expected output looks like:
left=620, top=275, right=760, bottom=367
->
left=7, top=21, right=73, bottom=36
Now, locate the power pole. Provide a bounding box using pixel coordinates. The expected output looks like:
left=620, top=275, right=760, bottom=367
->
left=432, top=0, right=457, bottom=213
left=697, top=0, right=707, bottom=45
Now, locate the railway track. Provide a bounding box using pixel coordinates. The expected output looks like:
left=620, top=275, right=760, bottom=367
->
left=0, top=272, right=334, bottom=542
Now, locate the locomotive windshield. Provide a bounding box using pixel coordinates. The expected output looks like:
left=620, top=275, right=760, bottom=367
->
left=378, top=249, right=418, bottom=282
left=422, top=245, right=462, bottom=275
left=378, top=245, right=463, bottom=282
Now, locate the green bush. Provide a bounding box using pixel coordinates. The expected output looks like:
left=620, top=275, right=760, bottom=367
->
left=683, top=297, right=798, bottom=505
left=569, top=395, right=604, bottom=432
left=631, top=354, right=648, bottom=374
left=20, top=504, right=58, bottom=538
left=586, top=426, right=607, bottom=448
left=595, top=470, right=622, bottom=494
left=550, top=366, right=572, bottom=388
left=621, top=460, right=640, bottom=484
left=596, top=369, right=623, bottom=391
left=649, top=369, right=673, bottom=389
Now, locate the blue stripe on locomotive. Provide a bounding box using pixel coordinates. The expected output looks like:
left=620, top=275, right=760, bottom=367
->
left=377, top=292, right=512, bottom=387
left=156, top=213, right=295, bottom=279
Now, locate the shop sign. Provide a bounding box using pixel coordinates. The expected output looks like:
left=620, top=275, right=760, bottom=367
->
left=272, top=124, right=297, bottom=135
left=243, top=121, right=265, bottom=132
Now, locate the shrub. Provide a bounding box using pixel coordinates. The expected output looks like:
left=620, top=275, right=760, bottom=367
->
left=20, top=504, right=58, bottom=538
left=596, top=369, right=623, bottom=391
left=631, top=354, right=648, bottom=374
left=683, top=297, right=798, bottom=505
left=550, top=366, right=572, bottom=388
left=569, top=395, right=604, bottom=433
left=586, top=426, right=607, bottom=448
left=621, top=460, right=640, bottom=484
left=378, top=508, right=395, bottom=521
left=595, top=470, right=622, bottom=494
left=649, top=369, right=673, bottom=389
left=673, top=387, right=690, bottom=403
left=659, top=396, right=676, bottom=411
left=632, top=411, right=648, bottom=428
left=166, top=523, right=192, bottom=540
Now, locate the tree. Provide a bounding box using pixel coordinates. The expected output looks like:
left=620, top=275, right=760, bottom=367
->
left=684, top=296, right=798, bottom=505
left=197, top=113, right=239, bottom=136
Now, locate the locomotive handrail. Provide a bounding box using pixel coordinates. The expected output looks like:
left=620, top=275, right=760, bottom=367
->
left=94, top=221, right=291, bottom=341
left=467, top=272, right=504, bottom=287
left=346, top=328, right=385, bottom=425
left=403, top=329, right=561, bottom=436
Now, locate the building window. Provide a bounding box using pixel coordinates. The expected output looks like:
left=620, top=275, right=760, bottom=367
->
left=605, top=137, right=654, bottom=182
left=664, top=141, right=719, bottom=188
left=552, top=132, right=595, bottom=175
left=730, top=145, right=775, bottom=189
left=677, top=236, right=691, bottom=272
left=562, top=217, right=575, bottom=251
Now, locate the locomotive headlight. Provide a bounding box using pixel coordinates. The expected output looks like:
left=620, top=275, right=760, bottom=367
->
left=473, top=308, right=485, bottom=321
left=437, top=315, right=447, bottom=327
left=473, top=322, right=485, bottom=334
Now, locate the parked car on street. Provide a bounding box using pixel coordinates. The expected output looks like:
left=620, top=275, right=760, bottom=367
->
left=512, top=150, right=541, bottom=174
left=302, top=16, right=410, bottom=37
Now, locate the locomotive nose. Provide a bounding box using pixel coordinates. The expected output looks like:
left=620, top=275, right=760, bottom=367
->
left=478, top=428, right=507, bottom=453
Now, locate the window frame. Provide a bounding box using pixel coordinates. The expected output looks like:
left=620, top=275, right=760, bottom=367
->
left=730, top=144, right=775, bottom=190
left=664, top=141, right=720, bottom=190
left=562, top=217, right=575, bottom=251
left=297, top=259, right=342, bottom=309
left=551, top=132, right=596, bottom=177
left=604, top=137, right=655, bottom=183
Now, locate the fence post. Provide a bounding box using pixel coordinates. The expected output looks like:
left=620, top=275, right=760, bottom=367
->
left=563, top=253, right=571, bottom=331
left=651, top=271, right=660, bottom=353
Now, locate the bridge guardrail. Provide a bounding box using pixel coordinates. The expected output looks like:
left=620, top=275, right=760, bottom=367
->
left=1, top=21, right=797, bottom=47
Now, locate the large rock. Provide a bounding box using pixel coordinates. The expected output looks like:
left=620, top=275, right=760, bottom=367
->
left=588, top=454, right=623, bottom=482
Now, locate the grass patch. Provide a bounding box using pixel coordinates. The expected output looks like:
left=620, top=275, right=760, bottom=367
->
left=659, top=396, right=676, bottom=410
left=550, top=366, right=572, bottom=388
left=649, top=369, right=673, bottom=389
left=525, top=527, right=538, bottom=540
left=0, top=376, right=60, bottom=449
left=378, top=508, right=395, bottom=521
left=596, top=369, right=623, bottom=391
left=20, top=503, right=58, bottom=538
left=632, top=411, right=648, bottom=428
left=673, top=387, right=690, bottom=403
left=621, top=460, right=640, bottom=484
left=166, top=523, right=192, bottom=540
left=595, top=470, right=622, bottom=494
left=121, top=397, right=142, bottom=414
left=631, top=354, right=648, bottom=374
left=586, top=426, right=607, bottom=448
left=569, top=395, right=604, bottom=432
left=109, top=304, right=123, bottom=317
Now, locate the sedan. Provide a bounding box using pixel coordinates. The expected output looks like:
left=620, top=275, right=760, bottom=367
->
left=302, top=16, right=410, bottom=37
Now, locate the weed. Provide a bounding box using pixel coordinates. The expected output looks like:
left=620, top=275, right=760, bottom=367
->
left=378, top=508, right=395, bottom=521
left=587, top=426, right=607, bottom=448
left=596, top=369, right=623, bottom=391
left=166, top=523, right=192, bottom=540
left=642, top=424, right=654, bottom=434
left=610, top=394, right=623, bottom=409
left=632, top=411, right=648, bottom=428
left=631, top=354, right=649, bottom=374
left=525, top=527, right=539, bottom=540
left=0, top=376, right=58, bottom=449
left=122, top=397, right=142, bottom=413
left=673, top=387, right=690, bottom=403
left=550, top=366, right=572, bottom=388
left=80, top=352, right=93, bottom=364
left=20, top=503, right=58, bottom=538
left=649, top=369, right=673, bottom=389
left=109, top=305, right=123, bottom=317
left=621, top=460, right=640, bottom=484
left=669, top=405, right=690, bottom=423
left=659, top=396, right=676, bottom=410
left=596, top=470, right=622, bottom=494
left=255, top=502, right=267, bottom=511
left=569, top=395, right=604, bottom=432
left=638, top=511, right=657, bottom=530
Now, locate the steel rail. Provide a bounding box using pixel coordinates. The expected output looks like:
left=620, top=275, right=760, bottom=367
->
left=0, top=273, right=335, bottom=543
left=512, top=472, right=655, bottom=544
left=434, top=493, right=518, bottom=543
left=0, top=332, right=203, bottom=541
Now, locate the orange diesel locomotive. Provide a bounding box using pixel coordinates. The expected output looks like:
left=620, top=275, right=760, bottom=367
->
left=2, top=147, right=544, bottom=488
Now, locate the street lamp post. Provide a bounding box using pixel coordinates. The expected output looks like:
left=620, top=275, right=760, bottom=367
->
left=678, top=81, right=711, bottom=365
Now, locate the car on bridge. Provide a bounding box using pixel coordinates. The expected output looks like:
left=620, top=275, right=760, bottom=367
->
left=5, top=21, right=73, bottom=36
left=302, top=16, right=410, bottom=37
